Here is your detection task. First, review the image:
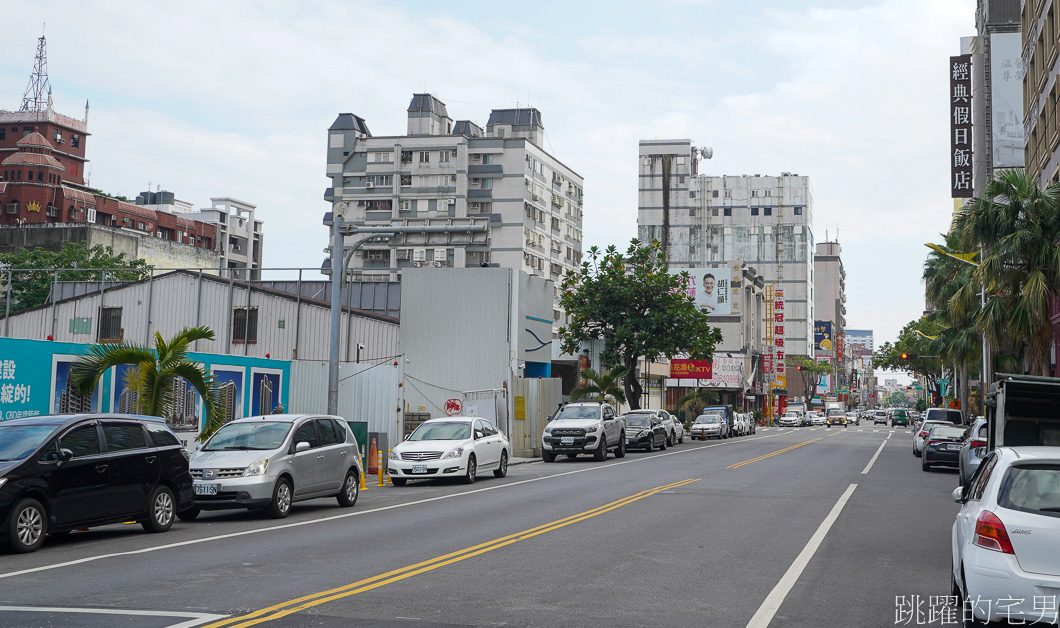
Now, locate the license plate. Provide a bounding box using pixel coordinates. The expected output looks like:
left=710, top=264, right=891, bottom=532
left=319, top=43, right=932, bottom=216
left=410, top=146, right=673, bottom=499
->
left=411, top=465, right=428, bottom=474
left=561, top=437, right=575, bottom=445
left=194, top=483, right=219, bottom=496
left=948, top=444, right=961, bottom=451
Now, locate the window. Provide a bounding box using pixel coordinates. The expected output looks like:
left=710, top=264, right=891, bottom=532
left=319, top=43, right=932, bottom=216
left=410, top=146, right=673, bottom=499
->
left=138, top=221, right=146, bottom=230
left=102, top=422, right=148, bottom=451
left=0, top=129, right=4, bottom=141
left=5, top=201, right=17, bottom=215
left=146, top=423, right=181, bottom=447
left=751, top=207, right=759, bottom=216
left=482, top=154, right=494, bottom=165
left=764, top=208, right=772, bottom=216
left=481, top=178, right=493, bottom=189
left=794, top=206, right=803, bottom=216
left=372, top=151, right=392, bottom=163
left=400, top=150, right=412, bottom=163
left=419, top=151, right=430, bottom=163
left=232, top=307, right=258, bottom=343
left=439, top=150, right=451, bottom=163
left=292, top=421, right=318, bottom=448
left=723, top=208, right=731, bottom=216
left=54, top=129, right=62, bottom=143
left=315, top=419, right=342, bottom=445
left=751, top=190, right=759, bottom=197
left=371, top=175, right=393, bottom=187
left=71, top=134, right=79, bottom=148
left=62, top=424, right=101, bottom=458
left=99, top=307, right=122, bottom=341
left=400, top=175, right=412, bottom=186
left=712, top=190, right=719, bottom=198
left=724, top=190, right=731, bottom=198
left=969, top=454, right=998, bottom=501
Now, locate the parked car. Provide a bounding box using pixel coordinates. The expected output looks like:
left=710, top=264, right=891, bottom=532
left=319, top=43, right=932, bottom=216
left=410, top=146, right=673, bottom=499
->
left=846, top=412, right=859, bottom=426
left=189, top=414, right=362, bottom=518
left=810, top=412, right=827, bottom=426
left=873, top=410, right=889, bottom=425
left=957, top=417, right=989, bottom=487
left=912, top=420, right=954, bottom=458
left=921, top=424, right=966, bottom=472
left=690, top=413, right=728, bottom=440
left=951, top=447, right=1060, bottom=625
left=623, top=413, right=667, bottom=452
left=891, top=409, right=910, bottom=428
left=541, top=402, right=626, bottom=462
left=625, top=409, right=680, bottom=446
left=390, top=416, right=509, bottom=485
left=667, top=411, right=686, bottom=443
left=778, top=412, right=801, bottom=428
left=0, top=414, right=193, bottom=554
left=924, top=407, right=964, bottom=425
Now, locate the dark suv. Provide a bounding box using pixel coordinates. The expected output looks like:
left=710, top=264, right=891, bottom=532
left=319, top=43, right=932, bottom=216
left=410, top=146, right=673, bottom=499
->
left=0, top=414, right=194, bottom=553
left=891, top=409, right=910, bottom=428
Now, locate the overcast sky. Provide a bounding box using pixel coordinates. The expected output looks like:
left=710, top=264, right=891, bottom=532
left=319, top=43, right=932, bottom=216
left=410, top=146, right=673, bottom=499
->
left=1, top=0, right=975, bottom=371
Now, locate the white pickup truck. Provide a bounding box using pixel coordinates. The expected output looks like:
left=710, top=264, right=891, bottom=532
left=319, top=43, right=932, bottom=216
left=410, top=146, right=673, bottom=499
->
left=542, top=402, right=627, bottom=462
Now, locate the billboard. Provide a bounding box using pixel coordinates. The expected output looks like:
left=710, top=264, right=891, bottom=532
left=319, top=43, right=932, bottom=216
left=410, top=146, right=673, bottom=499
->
left=666, top=357, right=743, bottom=388
left=670, top=359, right=712, bottom=379
left=990, top=33, right=1024, bottom=169
left=814, top=321, right=835, bottom=352
left=950, top=54, right=973, bottom=197
left=669, top=262, right=742, bottom=316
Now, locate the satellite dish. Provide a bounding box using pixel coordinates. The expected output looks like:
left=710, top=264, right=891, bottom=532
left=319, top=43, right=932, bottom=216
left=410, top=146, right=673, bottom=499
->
left=701, top=147, right=713, bottom=160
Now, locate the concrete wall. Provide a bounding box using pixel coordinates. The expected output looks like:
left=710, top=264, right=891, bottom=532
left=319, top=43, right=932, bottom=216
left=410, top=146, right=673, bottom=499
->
left=0, top=223, right=220, bottom=270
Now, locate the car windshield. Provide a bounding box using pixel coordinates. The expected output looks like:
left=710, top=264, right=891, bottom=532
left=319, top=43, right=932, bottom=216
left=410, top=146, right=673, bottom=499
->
left=695, top=415, right=721, bottom=424
left=202, top=422, right=293, bottom=451
left=927, top=426, right=965, bottom=439
left=0, top=424, right=57, bottom=461
left=1000, top=465, right=1060, bottom=517
left=783, top=413, right=798, bottom=417
left=625, top=415, right=652, bottom=428
left=554, top=405, right=600, bottom=420
left=409, top=421, right=472, bottom=441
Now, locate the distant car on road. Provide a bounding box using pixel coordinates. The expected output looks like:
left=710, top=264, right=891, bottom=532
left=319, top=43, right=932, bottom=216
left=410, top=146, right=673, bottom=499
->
left=951, top=447, right=1060, bottom=625
left=190, top=414, right=362, bottom=518
left=690, top=413, right=728, bottom=440
left=778, top=412, right=801, bottom=428
left=810, top=412, right=826, bottom=426
left=873, top=410, right=889, bottom=425
left=925, top=407, right=964, bottom=425
left=846, top=412, right=859, bottom=426
left=921, top=424, right=965, bottom=472
left=891, top=409, right=910, bottom=428
left=623, top=413, right=667, bottom=452
left=0, top=414, right=193, bottom=554
left=912, top=420, right=954, bottom=458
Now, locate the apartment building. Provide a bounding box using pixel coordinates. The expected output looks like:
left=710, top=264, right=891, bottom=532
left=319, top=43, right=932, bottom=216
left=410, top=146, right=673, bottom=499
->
left=324, top=94, right=584, bottom=321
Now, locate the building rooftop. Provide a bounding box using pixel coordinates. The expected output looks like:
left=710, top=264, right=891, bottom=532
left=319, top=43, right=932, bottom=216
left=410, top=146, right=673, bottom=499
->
left=407, top=94, right=448, bottom=117
left=329, top=113, right=371, bottom=135
left=487, top=108, right=543, bottom=127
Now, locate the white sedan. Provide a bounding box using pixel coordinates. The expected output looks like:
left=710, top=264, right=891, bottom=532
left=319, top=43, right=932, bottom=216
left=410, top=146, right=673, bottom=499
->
left=810, top=412, right=827, bottom=426
left=388, top=416, right=511, bottom=485
left=951, top=447, right=1060, bottom=625
left=912, top=420, right=952, bottom=457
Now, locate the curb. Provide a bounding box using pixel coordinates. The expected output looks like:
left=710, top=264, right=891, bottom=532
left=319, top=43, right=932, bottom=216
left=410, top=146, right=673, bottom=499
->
left=511, top=458, right=540, bottom=466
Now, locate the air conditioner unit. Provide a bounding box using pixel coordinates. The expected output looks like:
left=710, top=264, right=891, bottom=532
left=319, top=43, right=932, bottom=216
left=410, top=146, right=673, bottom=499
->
left=470, top=203, right=481, bottom=211
left=396, top=249, right=410, bottom=260
left=400, top=200, right=412, bottom=211
left=471, top=178, right=480, bottom=185
left=434, top=260, right=450, bottom=268
left=447, top=198, right=456, bottom=205
left=365, top=182, right=375, bottom=189
left=86, top=208, right=96, bottom=223
left=412, top=248, right=427, bottom=262
left=413, top=261, right=424, bottom=267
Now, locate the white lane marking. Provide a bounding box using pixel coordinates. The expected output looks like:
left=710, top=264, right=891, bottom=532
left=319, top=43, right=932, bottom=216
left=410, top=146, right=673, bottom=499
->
left=0, top=606, right=226, bottom=628
left=745, top=483, right=858, bottom=628
left=856, top=429, right=864, bottom=432
left=861, top=440, right=887, bottom=475
left=873, top=429, right=880, bottom=433
left=0, top=431, right=784, bottom=580
left=887, top=431, right=894, bottom=440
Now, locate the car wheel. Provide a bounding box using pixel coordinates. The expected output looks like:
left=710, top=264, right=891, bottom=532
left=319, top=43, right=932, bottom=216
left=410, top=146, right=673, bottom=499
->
left=5, top=497, right=46, bottom=554
left=645, top=437, right=653, bottom=452
left=542, top=450, right=556, bottom=463
left=913, top=447, right=921, bottom=458
left=666, top=432, right=673, bottom=447
left=678, top=433, right=684, bottom=444
left=614, top=435, right=626, bottom=458
left=176, top=507, right=200, bottom=522
left=463, top=455, right=477, bottom=484
left=594, top=437, right=607, bottom=461
left=921, top=458, right=932, bottom=472
left=391, top=478, right=408, bottom=486
left=266, top=477, right=293, bottom=519
left=337, top=469, right=359, bottom=507
left=141, top=486, right=175, bottom=533
left=494, top=451, right=509, bottom=478
left=961, top=569, right=991, bottom=627
left=660, top=435, right=667, bottom=450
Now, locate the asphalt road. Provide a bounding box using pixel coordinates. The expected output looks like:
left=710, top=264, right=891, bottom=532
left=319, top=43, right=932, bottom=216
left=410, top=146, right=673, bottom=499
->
left=0, top=424, right=964, bottom=628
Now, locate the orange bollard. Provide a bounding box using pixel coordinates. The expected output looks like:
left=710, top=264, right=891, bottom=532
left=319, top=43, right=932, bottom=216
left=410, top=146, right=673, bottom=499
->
left=377, top=450, right=384, bottom=487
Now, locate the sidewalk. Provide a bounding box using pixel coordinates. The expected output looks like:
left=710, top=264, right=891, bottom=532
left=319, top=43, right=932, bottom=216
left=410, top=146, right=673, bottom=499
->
left=511, top=456, right=540, bottom=466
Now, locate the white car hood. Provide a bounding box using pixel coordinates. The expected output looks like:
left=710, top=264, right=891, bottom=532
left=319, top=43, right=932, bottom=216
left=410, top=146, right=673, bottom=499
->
left=547, top=419, right=604, bottom=430
left=191, top=449, right=277, bottom=468
left=394, top=438, right=470, bottom=455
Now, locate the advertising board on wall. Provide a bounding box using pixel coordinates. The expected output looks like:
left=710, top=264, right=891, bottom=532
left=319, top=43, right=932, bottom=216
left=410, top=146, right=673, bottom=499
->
left=989, top=32, right=1024, bottom=170
left=951, top=54, right=973, bottom=198
left=670, top=359, right=713, bottom=379
left=666, top=356, right=743, bottom=388
left=669, top=262, right=742, bottom=316
left=814, top=321, right=835, bottom=352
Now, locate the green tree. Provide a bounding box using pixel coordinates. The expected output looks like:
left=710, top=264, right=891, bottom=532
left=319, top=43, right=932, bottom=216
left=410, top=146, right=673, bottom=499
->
left=569, top=367, right=629, bottom=405
left=71, top=327, right=225, bottom=441
left=873, top=318, right=945, bottom=404
left=558, top=240, right=722, bottom=410
left=0, top=241, right=150, bottom=313
left=673, top=388, right=720, bottom=418
left=915, top=398, right=928, bottom=412
left=954, top=168, right=1060, bottom=376
left=789, top=355, right=831, bottom=402
left=887, top=390, right=909, bottom=407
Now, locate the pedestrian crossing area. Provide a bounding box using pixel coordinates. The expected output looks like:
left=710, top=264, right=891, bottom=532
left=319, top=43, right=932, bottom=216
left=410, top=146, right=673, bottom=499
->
left=758, top=427, right=897, bottom=433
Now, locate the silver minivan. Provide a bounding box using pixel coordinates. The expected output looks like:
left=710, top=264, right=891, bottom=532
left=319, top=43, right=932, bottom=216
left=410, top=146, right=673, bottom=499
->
left=186, top=414, right=362, bottom=519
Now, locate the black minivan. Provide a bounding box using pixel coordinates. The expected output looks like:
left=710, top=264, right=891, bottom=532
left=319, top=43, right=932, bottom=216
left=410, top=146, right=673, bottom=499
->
left=0, top=414, right=194, bottom=553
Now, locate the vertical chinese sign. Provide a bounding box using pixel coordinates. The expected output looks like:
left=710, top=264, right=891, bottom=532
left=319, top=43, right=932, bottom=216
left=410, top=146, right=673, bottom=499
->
left=951, top=54, right=973, bottom=198
left=773, top=288, right=786, bottom=389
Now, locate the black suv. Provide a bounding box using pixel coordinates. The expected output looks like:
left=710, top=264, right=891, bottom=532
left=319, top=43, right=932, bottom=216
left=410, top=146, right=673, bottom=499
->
left=0, top=414, right=194, bottom=553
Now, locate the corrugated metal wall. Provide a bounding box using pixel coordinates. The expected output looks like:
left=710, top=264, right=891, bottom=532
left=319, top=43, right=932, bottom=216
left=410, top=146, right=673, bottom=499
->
left=510, top=378, right=560, bottom=457
left=289, top=360, right=402, bottom=444
left=3, top=273, right=399, bottom=362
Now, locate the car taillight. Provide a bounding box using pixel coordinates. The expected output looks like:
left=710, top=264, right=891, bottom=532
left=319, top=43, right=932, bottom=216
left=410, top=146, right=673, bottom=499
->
left=927, top=440, right=943, bottom=447
left=971, top=440, right=986, bottom=448
left=974, top=511, right=1015, bottom=554
left=918, top=431, right=928, bottom=438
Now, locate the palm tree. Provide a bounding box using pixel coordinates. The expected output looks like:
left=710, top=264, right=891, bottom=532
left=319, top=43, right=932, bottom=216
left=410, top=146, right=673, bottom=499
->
left=955, top=168, right=1060, bottom=376
left=673, top=388, right=719, bottom=419
left=570, top=366, right=629, bottom=406
left=71, top=326, right=225, bottom=441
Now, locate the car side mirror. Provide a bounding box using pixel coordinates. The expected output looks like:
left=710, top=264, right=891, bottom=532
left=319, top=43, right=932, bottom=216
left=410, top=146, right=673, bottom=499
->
left=952, top=487, right=964, bottom=503
left=59, top=448, right=74, bottom=462
left=546, top=415, right=553, bottom=422
left=295, top=441, right=311, bottom=453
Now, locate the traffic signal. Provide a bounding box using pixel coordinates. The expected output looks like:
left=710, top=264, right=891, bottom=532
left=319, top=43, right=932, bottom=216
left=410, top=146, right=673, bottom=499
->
left=900, top=353, right=919, bottom=360
left=796, top=365, right=803, bottom=371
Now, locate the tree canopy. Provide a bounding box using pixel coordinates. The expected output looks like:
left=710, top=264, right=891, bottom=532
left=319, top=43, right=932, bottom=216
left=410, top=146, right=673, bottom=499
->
left=873, top=318, right=945, bottom=405
left=0, top=241, right=151, bottom=313
left=558, top=240, right=722, bottom=410
left=788, top=355, right=832, bottom=402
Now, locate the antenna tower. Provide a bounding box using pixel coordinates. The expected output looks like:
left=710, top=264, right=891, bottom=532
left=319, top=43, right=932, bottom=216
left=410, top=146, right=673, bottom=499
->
left=21, top=31, right=51, bottom=113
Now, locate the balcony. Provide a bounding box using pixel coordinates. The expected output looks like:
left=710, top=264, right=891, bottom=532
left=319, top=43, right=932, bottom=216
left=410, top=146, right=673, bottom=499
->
left=468, top=189, right=493, bottom=199
left=468, top=164, right=503, bottom=175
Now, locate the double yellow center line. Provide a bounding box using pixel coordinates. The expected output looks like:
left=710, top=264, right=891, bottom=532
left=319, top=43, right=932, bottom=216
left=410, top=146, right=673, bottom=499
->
left=727, top=431, right=844, bottom=469
left=202, top=478, right=700, bottom=628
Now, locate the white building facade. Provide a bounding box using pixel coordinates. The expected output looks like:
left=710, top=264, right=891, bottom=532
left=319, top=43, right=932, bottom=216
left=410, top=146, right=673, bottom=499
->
left=637, top=139, right=816, bottom=357
left=325, top=95, right=584, bottom=323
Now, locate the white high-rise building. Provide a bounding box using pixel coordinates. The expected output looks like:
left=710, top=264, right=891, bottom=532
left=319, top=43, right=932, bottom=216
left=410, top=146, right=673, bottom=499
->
left=637, top=139, right=816, bottom=357
left=324, top=94, right=584, bottom=322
